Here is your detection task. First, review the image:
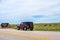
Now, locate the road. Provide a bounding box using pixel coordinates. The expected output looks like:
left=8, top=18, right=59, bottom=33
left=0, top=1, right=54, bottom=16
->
left=0, top=29, right=60, bottom=40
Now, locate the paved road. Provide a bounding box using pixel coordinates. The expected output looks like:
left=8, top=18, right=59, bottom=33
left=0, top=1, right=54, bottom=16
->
left=0, top=29, right=60, bottom=40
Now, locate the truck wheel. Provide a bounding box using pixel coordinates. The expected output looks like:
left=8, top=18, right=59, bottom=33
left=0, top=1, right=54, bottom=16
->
left=30, top=29, right=33, bottom=31
left=23, top=27, right=27, bottom=31
left=30, top=28, right=33, bottom=31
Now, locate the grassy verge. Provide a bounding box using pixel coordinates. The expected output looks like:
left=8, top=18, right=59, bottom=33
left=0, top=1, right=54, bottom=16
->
left=34, top=23, right=60, bottom=31
left=0, top=23, right=60, bottom=31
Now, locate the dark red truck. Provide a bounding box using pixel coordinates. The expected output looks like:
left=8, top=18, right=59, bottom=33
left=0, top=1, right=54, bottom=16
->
left=17, top=22, right=34, bottom=31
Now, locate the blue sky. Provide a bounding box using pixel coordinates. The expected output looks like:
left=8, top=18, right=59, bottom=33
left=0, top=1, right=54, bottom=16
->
left=0, top=0, right=60, bottom=24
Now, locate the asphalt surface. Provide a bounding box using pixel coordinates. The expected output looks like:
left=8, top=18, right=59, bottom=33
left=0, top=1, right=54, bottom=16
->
left=0, top=29, right=60, bottom=40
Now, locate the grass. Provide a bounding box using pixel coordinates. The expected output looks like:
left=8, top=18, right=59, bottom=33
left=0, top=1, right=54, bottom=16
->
left=34, top=23, right=60, bottom=31
left=0, top=23, right=60, bottom=31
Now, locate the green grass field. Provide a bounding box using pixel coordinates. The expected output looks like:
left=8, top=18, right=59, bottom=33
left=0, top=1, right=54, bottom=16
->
left=0, top=23, right=60, bottom=31
left=34, top=23, right=60, bottom=31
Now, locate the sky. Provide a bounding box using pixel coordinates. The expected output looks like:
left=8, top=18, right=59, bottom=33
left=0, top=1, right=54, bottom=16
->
left=0, top=0, right=60, bottom=24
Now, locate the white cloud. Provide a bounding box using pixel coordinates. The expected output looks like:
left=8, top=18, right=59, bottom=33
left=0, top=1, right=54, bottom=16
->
left=0, top=0, right=60, bottom=24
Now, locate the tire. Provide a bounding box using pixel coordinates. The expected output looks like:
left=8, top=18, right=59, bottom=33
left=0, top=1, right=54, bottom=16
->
left=30, top=28, right=33, bottom=31
left=1, top=26, right=3, bottom=28
left=23, top=27, right=27, bottom=31
left=17, top=26, right=20, bottom=30
left=29, top=23, right=33, bottom=31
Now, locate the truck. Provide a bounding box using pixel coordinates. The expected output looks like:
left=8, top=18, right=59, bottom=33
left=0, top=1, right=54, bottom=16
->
left=1, top=23, right=9, bottom=28
left=17, top=22, right=34, bottom=31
